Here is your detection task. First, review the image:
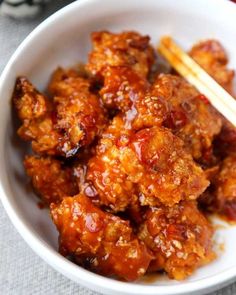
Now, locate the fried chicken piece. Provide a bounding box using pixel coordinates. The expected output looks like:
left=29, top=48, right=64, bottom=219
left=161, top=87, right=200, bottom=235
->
left=48, top=68, right=107, bottom=156
left=87, top=117, right=209, bottom=210
left=152, top=74, right=222, bottom=163
left=138, top=201, right=214, bottom=280
left=125, top=127, right=209, bottom=206
left=189, top=39, right=235, bottom=94
left=100, top=66, right=168, bottom=128
left=86, top=31, right=155, bottom=78
left=24, top=155, right=78, bottom=205
left=100, top=66, right=149, bottom=112
left=86, top=116, right=138, bottom=212
left=13, top=77, right=48, bottom=121
left=13, top=77, right=63, bottom=156
left=129, top=76, right=169, bottom=130
left=13, top=72, right=107, bottom=157
left=50, top=193, right=152, bottom=281
left=189, top=40, right=236, bottom=160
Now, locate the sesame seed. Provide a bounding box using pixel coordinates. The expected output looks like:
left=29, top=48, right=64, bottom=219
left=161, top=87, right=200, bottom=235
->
left=172, top=240, right=182, bottom=249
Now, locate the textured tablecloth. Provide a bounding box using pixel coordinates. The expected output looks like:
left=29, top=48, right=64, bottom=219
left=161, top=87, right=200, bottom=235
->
left=0, top=1, right=236, bottom=294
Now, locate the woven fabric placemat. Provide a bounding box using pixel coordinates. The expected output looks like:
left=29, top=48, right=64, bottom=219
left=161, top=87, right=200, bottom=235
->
left=0, top=1, right=235, bottom=294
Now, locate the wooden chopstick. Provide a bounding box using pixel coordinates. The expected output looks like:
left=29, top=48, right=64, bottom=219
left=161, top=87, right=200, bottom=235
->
left=158, top=36, right=236, bottom=127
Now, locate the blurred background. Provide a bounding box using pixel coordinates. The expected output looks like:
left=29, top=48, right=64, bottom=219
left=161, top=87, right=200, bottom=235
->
left=0, top=0, right=74, bottom=72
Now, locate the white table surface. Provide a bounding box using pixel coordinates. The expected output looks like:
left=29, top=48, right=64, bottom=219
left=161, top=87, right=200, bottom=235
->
left=0, top=1, right=235, bottom=294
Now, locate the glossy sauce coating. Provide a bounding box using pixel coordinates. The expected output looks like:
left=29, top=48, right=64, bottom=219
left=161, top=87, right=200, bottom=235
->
left=100, top=66, right=149, bottom=112
left=127, top=127, right=209, bottom=206
left=50, top=194, right=152, bottom=281
left=48, top=68, right=107, bottom=157
left=138, top=201, right=214, bottom=280
left=86, top=31, right=155, bottom=78
left=100, top=65, right=168, bottom=130
left=13, top=71, right=107, bottom=157
left=100, top=68, right=222, bottom=164
left=129, top=79, right=169, bottom=130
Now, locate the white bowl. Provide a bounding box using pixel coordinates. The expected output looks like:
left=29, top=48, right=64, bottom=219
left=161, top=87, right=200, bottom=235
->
left=1, top=0, right=236, bottom=294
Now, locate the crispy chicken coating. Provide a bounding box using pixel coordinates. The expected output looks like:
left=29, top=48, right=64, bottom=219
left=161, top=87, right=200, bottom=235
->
left=189, top=39, right=235, bottom=94
left=99, top=66, right=149, bottom=112
left=87, top=117, right=209, bottom=210
left=138, top=201, right=214, bottom=280
left=50, top=193, right=152, bottom=281
left=129, top=76, right=169, bottom=130
left=13, top=77, right=48, bottom=121
left=24, top=155, right=78, bottom=205
left=13, top=72, right=107, bottom=157
left=48, top=67, right=80, bottom=93
left=100, top=66, right=168, bottom=129
left=86, top=116, right=138, bottom=212
left=13, top=77, right=62, bottom=156
left=48, top=68, right=107, bottom=157
left=154, top=74, right=222, bottom=163
left=86, top=31, right=155, bottom=78
left=125, top=127, right=209, bottom=206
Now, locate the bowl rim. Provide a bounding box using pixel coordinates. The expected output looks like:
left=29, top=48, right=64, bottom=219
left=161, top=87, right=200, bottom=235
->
left=1, top=0, right=236, bottom=294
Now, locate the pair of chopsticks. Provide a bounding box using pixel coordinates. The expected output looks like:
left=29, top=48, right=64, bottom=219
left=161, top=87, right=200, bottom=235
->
left=158, top=36, right=236, bottom=127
